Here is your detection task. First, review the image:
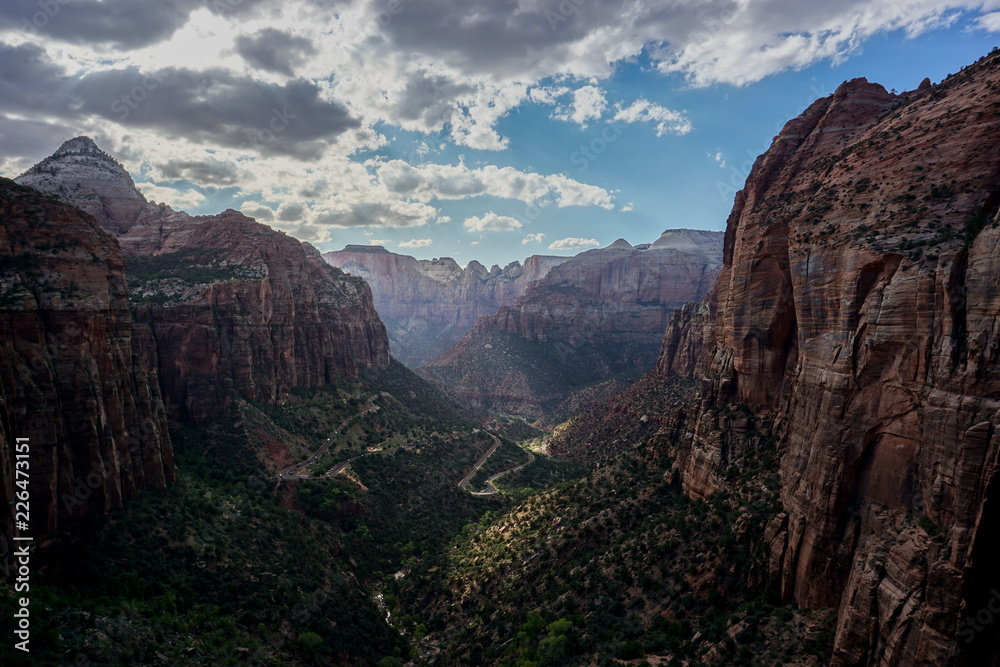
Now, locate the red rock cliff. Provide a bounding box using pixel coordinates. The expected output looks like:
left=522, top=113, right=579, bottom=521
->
left=663, top=53, right=1000, bottom=666
left=18, top=139, right=391, bottom=424
left=125, top=211, right=391, bottom=422
left=0, top=179, right=173, bottom=574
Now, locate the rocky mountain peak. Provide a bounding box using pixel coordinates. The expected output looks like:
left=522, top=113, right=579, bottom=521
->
left=16, top=136, right=150, bottom=235
left=55, top=135, right=101, bottom=154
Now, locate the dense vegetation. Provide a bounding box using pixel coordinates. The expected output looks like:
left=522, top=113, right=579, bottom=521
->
left=125, top=248, right=267, bottom=303
left=0, top=362, right=581, bottom=666
left=549, top=370, right=700, bottom=464
left=0, top=357, right=835, bottom=666
left=395, top=415, right=836, bottom=666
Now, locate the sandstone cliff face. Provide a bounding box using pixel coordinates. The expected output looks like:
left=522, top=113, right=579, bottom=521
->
left=124, top=214, right=391, bottom=423
left=0, top=179, right=173, bottom=574
left=661, top=53, right=1000, bottom=666
left=487, top=232, right=721, bottom=350
left=323, top=245, right=566, bottom=367
left=656, top=300, right=715, bottom=378
left=18, top=140, right=391, bottom=424
left=419, top=230, right=723, bottom=418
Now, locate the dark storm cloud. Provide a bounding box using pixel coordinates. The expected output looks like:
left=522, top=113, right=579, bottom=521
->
left=0, top=42, right=69, bottom=115
left=77, top=68, right=361, bottom=158
left=1, top=0, right=203, bottom=50
left=375, top=0, right=717, bottom=76
left=234, top=28, right=318, bottom=76
left=390, top=70, right=473, bottom=129
left=0, top=43, right=362, bottom=161
left=158, top=159, right=240, bottom=186
left=1, top=0, right=285, bottom=50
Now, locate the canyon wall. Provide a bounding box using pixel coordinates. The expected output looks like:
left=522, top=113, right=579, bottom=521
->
left=661, top=53, right=1000, bottom=665
left=3, top=138, right=391, bottom=571
left=419, top=230, right=723, bottom=419
left=323, top=245, right=566, bottom=367
left=0, top=179, right=173, bottom=574
left=18, top=138, right=391, bottom=424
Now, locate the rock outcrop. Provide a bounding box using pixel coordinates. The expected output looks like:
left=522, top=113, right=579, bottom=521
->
left=418, top=230, right=723, bottom=419
left=0, top=178, right=173, bottom=574
left=659, top=52, right=1000, bottom=666
left=323, top=245, right=566, bottom=367
left=17, top=139, right=391, bottom=423
left=16, top=136, right=149, bottom=236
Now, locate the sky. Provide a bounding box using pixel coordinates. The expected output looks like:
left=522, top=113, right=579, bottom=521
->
left=1, top=1, right=998, bottom=268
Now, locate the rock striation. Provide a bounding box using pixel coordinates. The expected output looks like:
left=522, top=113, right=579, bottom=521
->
left=323, top=245, right=567, bottom=367
left=17, top=139, right=391, bottom=424
left=0, top=178, right=173, bottom=574
left=658, top=52, right=1000, bottom=666
left=418, top=230, right=723, bottom=418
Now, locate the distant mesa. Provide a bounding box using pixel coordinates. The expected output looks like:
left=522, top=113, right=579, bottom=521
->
left=342, top=244, right=390, bottom=253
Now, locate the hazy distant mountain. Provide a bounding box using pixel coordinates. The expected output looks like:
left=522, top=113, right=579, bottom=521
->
left=324, top=245, right=567, bottom=367
left=418, top=230, right=724, bottom=419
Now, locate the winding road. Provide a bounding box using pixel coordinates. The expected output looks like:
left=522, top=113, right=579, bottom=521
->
left=469, top=449, right=534, bottom=496
left=458, top=431, right=535, bottom=495
left=278, top=394, right=533, bottom=498
left=457, top=432, right=500, bottom=490
left=278, top=394, right=382, bottom=480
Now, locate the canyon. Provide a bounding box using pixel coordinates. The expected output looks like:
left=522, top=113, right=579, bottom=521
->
left=17, top=137, right=390, bottom=423
left=323, top=245, right=566, bottom=367
left=418, top=229, right=723, bottom=419
left=3, top=49, right=1000, bottom=667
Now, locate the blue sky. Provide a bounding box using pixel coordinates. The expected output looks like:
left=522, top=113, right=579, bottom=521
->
left=1, top=0, right=998, bottom=267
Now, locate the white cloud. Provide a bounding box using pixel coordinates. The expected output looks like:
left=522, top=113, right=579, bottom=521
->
left=4, top=0, right=994, bottom=256
left=370, top=239, right=390, bottom=245
left=522, top=233, right=546, bottom=244
left=376, top=159, right=614, bottom=209
left=399, top=238, right=433, bottom=248
left=240, top=200, right=275, bottom=221
left=710, top=151, right=726, bottom=168
left=613, top=99, right=693, bottom=136
left=549, top=237, right=599, bottom=251
left=135, top=182, right=205, bottom=209
left=657, top=0, right=967, bottom=86
left=978, top=11, right=1000, bottom=31
left=621, top=202, right=634, bottom=212
left=464, top=212, right=523, bottom=233
left=553, top=85, right=608, bottom=127
left=528, top=86, right=569, bottom=105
